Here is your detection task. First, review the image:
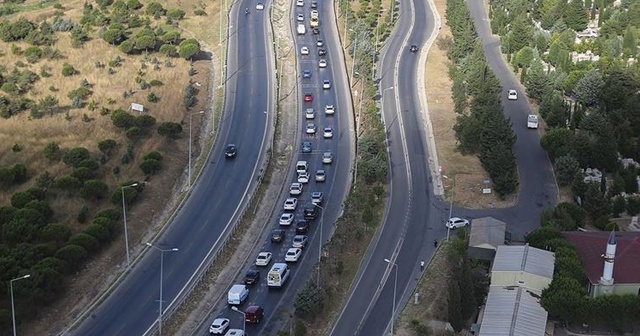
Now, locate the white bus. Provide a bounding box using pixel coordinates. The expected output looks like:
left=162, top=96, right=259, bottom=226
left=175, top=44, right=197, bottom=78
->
left=267, top=263, right=290, bottom=287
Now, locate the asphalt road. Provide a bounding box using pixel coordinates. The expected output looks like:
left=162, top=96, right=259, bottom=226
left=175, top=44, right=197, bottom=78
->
left=198, top=0, right=354, bottom=334
left=331, top=0, right=558, bottom=335
left=67, top=2, right=275, bottom=336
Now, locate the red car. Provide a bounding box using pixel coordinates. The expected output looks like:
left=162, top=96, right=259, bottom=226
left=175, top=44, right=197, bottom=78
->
left=304, top=93, right=313, bottom=102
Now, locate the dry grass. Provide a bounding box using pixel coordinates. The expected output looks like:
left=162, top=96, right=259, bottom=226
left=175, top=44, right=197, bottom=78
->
left=427, top=0, right=515, bottom=209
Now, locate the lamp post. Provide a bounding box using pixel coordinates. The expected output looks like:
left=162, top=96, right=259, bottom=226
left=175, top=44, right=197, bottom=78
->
left=121, top=183, right=138, bottom=266
left=231, top=306, right=246, bottom=333
left=383, top=259, right=398, bottom=336
left=313, top=203, right=325, bottom=287
left=146, top=243, right=179, bottom=336
left=349, top=28, right=358, bottom=85
left=188, top=111, right=205, bottom=189
left=443, top=175, right=456, bottom=241
left=10, top=274, right=30, bottom=336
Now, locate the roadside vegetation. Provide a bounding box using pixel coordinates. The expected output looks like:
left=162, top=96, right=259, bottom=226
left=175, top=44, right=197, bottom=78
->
left=0, top=0, right=214, bottom=332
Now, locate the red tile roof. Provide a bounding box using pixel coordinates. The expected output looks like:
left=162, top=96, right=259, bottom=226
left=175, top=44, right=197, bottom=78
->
left=562, top=231, right=640, bottom=284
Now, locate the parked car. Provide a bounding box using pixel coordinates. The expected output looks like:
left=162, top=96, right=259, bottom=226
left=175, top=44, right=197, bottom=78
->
left=209, top=318, right=230, bottom=335
left=312, top=27, right=320, bottom=34
left=303, top=70, right=312, bottom=78
left=445, top=217, right=469, bottom=229
left=306, top=123, right=317, bottom=134
left=305, top=108, right=315, bottom=119
left=255, top=2, right=264, bottom=10
left=244, top=269, right=260, bottom=285
left=319, top=59, right=327, bottom=68
left=323, top=79, right=331, bottom=89
left=318, top=48, right=326, bottom=56
left=304, top=93, right=313, bottom=102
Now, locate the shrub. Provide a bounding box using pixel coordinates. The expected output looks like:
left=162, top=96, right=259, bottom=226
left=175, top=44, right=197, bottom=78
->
left=194, top=9, right=207, bottom=16
left=135, top=115, right=156, bottom=128
left=62, top=147, right=91, bottom=167
left=61, top=63, right=78, bottom=76
left=83, top=224, right=110, bottom=242
left=55, top=244, right=87, bottom=271
left=143, top=151, right=163, bottom=161
left=166, top=8, right=186, bottom=20
left=98, top=139, right=117, bottom=153
left=139, top=159, right=162, bottom=175
left=77, top=205, right=89, bottom=223
left=24, top=46, right=43, bottom=63
left=147, top=92, right=159, bottom=102
left=111, top=109, right=135, bottom=128
left=157, top=121, right=182, bottom=138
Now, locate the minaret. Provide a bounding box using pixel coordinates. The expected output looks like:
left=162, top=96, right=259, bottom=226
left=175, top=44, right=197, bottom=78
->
left=599, top=230, right=616, bottom=296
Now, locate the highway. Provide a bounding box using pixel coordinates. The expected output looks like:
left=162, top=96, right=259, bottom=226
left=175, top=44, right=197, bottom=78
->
left=66, top=2, right=275, bottom=335
left=196, top=0, right=354, bottom=333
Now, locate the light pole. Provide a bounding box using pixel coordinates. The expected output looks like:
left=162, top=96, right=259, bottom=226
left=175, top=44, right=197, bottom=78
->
left=10, top=274, right=30, bottom=336
left=146, top=243, right=179, bottom=336
left=349, top=29, right=358, bottom=85
left=121, top=183, right=138, bottom=266
left=188, top=111, right=205, bottom=189
left=231, top=306, right=246, bottom=333
left=313, top=203, right=325, bottom=287
left=443, top=175, right=456, bottom=241
left=383, top=259, right=398, bottom=336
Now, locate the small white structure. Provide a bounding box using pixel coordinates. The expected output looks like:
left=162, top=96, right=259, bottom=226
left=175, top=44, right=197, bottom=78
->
left=571, top=50, right=600, bottom=63
left=129, top=103, right=144, bottom=113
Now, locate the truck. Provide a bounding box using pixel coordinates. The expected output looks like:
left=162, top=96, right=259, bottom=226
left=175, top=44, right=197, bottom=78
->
left=297, top=24, right=306, bottom=35
left=527, top=114, right=539, bottom=129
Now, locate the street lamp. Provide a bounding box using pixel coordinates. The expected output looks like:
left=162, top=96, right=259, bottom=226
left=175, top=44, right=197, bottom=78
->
left=121, top=183, right=138, bottom=266
left=383, top=259, right=398, bottom=336
left=349, top=28, right=358, bottom=84
left=188, top=111, right=205, bottom=189
left=443, top=175, right=456, bottom=241
left=230, top=306, right=246, bottom=333
left=313, top=203, right=325, bottom=287
left=10, top=274, right=30, bottom=336
left=146, top=243, right=179, bottom=336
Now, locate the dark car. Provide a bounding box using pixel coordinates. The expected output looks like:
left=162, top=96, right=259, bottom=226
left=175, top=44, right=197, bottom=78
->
left=409, top=44, right=418, bottom=53
left=318, top=48, right=326, bottom=56
left=245, top=305, right=264, bottom=323
left=303, top=70, right=312, bottom=78
left=302, top=141, right=312, bottom=153
left=224, top=144, right=237, bottom=158
left=295, top=220, right=309, bottom=234
left=310, top=0, right=317, bottom=8
left=312, top=27, right=320, bottom=34
left=271, top=228, right=286, bottom=243
left=244, top=269, right=260, bottom=285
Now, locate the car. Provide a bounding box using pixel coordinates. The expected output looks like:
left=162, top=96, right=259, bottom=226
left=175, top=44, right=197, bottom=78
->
left=279, top=213, right=294, bottom=225
left=255, top=2, right=264, bottom=10
left=312, top=27, right=320, bottom=34
left=315, top=170, right=326, bottom=182
left=305, top=108, right=315, bottom=119
left=301, top=46, right=309, bottom=55
left=302, top=141, right=312, bottom=153
left=310, top=0, right=317, bottom=8
left=225, top=330, right=245, bottom=336
left=297, top=171, right=310, bottom=183
left=316, top=39, right=324, bottom=47
left=271, top=228, right=286, bottom=243
left=508, top=89, right=518, bottom=100
left=284, top=197, right=298, bottom=210
left=209, top=318, right=230, bottom=335
left=244, top=269, right=260, bottom=285
left=285, top=248, right=303, bottom=262
left=306, top=123, right=317, bottom=134
left=255, top=252, right=272, bottom=266
left=325, top=104, right=335, bottom=115
left=409, top=44, right=418, bottom=52
left=304, top=93, right=313, bottom=102
left=323, top=127, right=333, bottom=138
left=296, top=0, right=303, bottom=6
left=322, top=151, right=333, bottom=164
left=319, top=59, right=327, bottom=68
left=292, top=234, right=308, bottom=248
left=289, top=182, right=303, bottom=195
left=295, top=220, right=309, bottom=233
left=445, top=217, right=470, bottom=229
left=318, top=48, right=326, bottom=56
left=297, top=14, right=304, bottom=22
left=302, top=70, right=312, bottom=78
left=224, top=144, right=237, bottom=158
left=311, top=191, right=323, bottom=205
left=323, top=79, right=331, bottom=89
left=244, top=305, right=264, bottom=324
left=310, top=9, right=319, bottom=18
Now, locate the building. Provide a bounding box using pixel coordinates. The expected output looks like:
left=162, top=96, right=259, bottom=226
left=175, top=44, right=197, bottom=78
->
left=570, top=50, right=600, bottom=63
left=562, top=231, right=640, bottom=297
left=468, top=217, right=507, bottom=261
left=490, top=245, right=555, bottom=294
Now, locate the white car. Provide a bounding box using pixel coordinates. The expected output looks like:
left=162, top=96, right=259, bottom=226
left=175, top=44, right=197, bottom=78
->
left=315, top=170, right=326, bottom=182
left=311, top=191, right=324, bottom=205
left=255, top=252, right=273, bottom=266
left=325, top=104, right=335, bottom=115
left=322, top=152, right=333, bottom=164
left=209, top=318, right=230, bottom=335
left=445, top=217, right=469, bottom=229
left=306, top=123, right=317, bottom=134
left=296, top=0, right=303, bottom=6
left=319, top=59, right=327, bottom=68
left=507, top=89, right=518, bottom=100
left=289, top=182, right=303, bottom=195
left=284, top=197, right=298, bottom=210
left=323, top=80, right=331, bottom=89
left=255, top=2, right=264, bottom=10
left=298, top=172, right=310, bottom=183
left=316, top=39, right=324, bottom=47
left=285, top=248, right=302, bottom=262
left=279, top=213, right=294, bottom=225
left=323, top=127, right=333, bottom=138
left=305, top=108, right=315, bottom=119
left=301, top=46, right=309, bottom=55
left=292, top=234, right=308, bottom=248
left=297, top=14, right=304, bottom=22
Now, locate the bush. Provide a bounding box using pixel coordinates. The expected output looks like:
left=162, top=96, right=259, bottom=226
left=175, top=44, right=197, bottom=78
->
left=55, top=244, right=87, bottom=271
left=139, top=159, right=162, bottom=175
left=166, top=8, right=186, bottom=20
left=111, top=108, right=135, bottom=128
left=157, top=121, right=182, bottom=138
left=98, top=139, right=117, bottom=153
left=194, top=9, right=207, bottom=16
left=135, top=115, right=156, bottom=128
left=84, top=224, right=111, bottom=242
left=61, top=63, right=78, bottom=76
left=294, top=282, right=325, bottom=317
left=625, top=195, right=640, bottom=216
left=62, top=147, right=91, bottom=167
left=68, top=232, right=100, bottom=253
left=143, top=151, right=163, bottom=161
left=77, top=205, right=89, bottom=223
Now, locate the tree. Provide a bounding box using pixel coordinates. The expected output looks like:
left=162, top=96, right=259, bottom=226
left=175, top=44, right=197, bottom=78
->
left=80, top=180, right=109, bottom=201
left=539, top=93, right=569, bottom=128
left=84, top=223, right=111, bottom=242
left=98, top=139, right=117, bottom=154
left=555, top=155, right=581, bottom=186
left=159, top=44, right=177, bottom=57
left=139, top=159, right=162, bottom=175
left=145, top=2, right=165, bottom=16
left=157, top=121, right=183, bottom=138
left=118, top=39, right=134, bottom=54
left=54, top=244, right=88, bottom=271
left=293, top=282, right=325, bottom=317
left=562, top=0, right=588, bottom=31
left=2, top=208, right=46, bottom=243
left=39, top=223, right=71, bottom=246
left=541, top=128, right=575, bottom=160
left=600, top=68, right=639, bottom=114
left=43, top=142, right=61, bottom=161
left=68, top=233, right=100, bottom=253
left=62, top=147, right=91, bottom=167
left=110, top=108, right=135, bottom=128
left=506, top=16, right=532, bottom=54
left=622, top=25, right=637, bottom=58
left=178, top=39, right=201, bottom=60
left=574, top=69, right=604, bottom=106
left=525, top=226, right=562, bottom=249
left=166, top=8, right=186, bottom=20
left=525, top=59, right=551, bottom=100
left=514, top=46, right=535, bottom=69
left=584, top=183, right=610, bottom=220
left=102, top=27, right=125, bottom=45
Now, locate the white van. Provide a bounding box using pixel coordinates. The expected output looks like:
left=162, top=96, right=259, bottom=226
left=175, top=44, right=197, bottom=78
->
left=527, top=114, right=539, bottom=129
left=225, top=329, right=245, bottom=336
left=296, top=160, right=308, bottom=174
left=227, top=284, right=249, bottom=305
left=297, top=24, right=306, bottom=35
left=267, top=263, right=290, bottom=287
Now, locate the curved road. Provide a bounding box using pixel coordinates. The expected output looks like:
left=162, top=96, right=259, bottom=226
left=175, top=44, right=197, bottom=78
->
left=67, top=2, right=275, bottom=335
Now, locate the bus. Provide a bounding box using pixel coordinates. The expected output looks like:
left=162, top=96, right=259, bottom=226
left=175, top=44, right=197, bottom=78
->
left=267, top=263, right=290, bottom=288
